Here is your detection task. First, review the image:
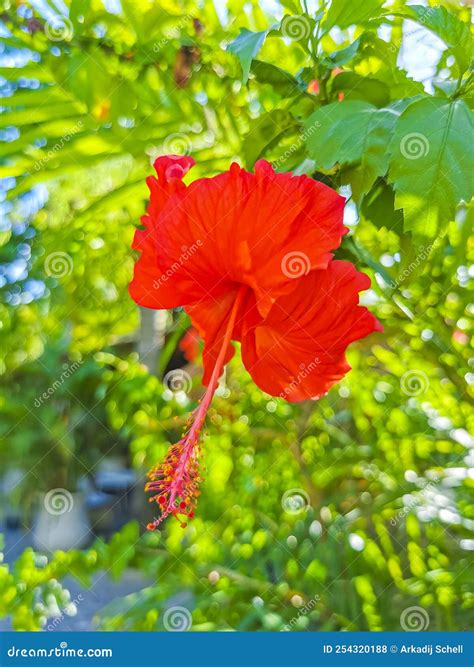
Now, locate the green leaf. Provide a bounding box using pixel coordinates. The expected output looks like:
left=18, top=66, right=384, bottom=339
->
left=331, top=72, right=390, bottom=107
left=0, top=66, right=51, bottom=82
left=388, top=98, right=474, bottom=238
left=345, top=34, right=424, bottom=101
left=120, top=0, right=145, bottom=35
left=433, top=79, right=458, bottom=98
left=304, top=101, right=398, bottom=200
left=0, top=105, right=85, bottom=128
left=325, top=0, right=384, bottom=30
left=361, top=178, right=403, bottom=234
left=5, top=87, right=74, bottom=109
left=280, top=0, right=302, bottom=13
left=227, top=28, right=272, bottom=83
left=243, top=109, right=299, bottom=167
left=397, top=5, right=472, bottom=75
left=250, top=60, right=302, bottom=97
left=328, top=38, right=361, bottom=67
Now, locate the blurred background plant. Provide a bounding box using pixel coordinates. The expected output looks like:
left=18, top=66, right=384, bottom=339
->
left=0, top=0, right=473, bottom=632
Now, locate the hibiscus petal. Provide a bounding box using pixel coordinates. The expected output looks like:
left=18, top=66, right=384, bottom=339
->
left=185, top=287, right=262, bottom=384
left=129, top=155, right=195, bottom=309
left=153, top=160, right=346, bottom=314
left=185, top=293, right=236, bottom=384
left=241, top=260, right=383, bottom=402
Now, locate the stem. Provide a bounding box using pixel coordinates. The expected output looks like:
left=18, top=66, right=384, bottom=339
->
left=303, top=0, right=320, bottom=65
left=453, top=71, right=473, bottom=99
left=168, top=285, right=247, bottom=506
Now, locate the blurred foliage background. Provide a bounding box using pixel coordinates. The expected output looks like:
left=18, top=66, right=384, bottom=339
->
left=0, top=0, right=473, bottom=632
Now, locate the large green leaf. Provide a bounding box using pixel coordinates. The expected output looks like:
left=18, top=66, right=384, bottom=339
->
left=396, top=5, right=472, bottom=75
left=324, top=0, right=385, bottom=30
left=388, top=98, right=473, bottom=238
left=304, top=101, right=398, bottom=200
left=250, top=60, right=302, bottom=97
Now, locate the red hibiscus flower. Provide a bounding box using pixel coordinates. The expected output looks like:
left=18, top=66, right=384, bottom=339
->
left=129, top=155, right=381, bottom=528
